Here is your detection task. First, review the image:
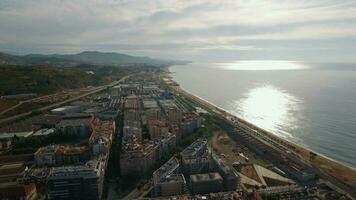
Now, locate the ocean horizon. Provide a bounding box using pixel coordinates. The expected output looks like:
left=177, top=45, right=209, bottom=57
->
left=170, top=61, right=356, bottom=168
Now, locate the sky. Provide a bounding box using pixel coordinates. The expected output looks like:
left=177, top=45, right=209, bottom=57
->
left=0, top=0, right=356, bottom=62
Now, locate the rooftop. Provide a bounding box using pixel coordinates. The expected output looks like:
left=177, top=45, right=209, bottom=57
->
left=181, top=138, right=208, bottom=158
left=32, top=128, right=55, bottom=137
left=153, top=157, right=180, bottom=184
left=190, top=172, right=223, bottom=182
left=0, top=131, right=33, bottom=140
left=143, top=100, right=159, bottom=109
left=48, top=165, right=97, bottom=180
left=160, top=174, right=186, bottom=183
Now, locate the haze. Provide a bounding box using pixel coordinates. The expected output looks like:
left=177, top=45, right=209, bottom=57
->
left=1, top=0, right=356, bottom=62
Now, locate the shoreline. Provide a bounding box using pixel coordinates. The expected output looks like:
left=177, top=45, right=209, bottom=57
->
left=162, top=68, right=356, bottom=196
left=166, top=65, right=355, bottom=169
left=178, top=83, right=356, bottom=171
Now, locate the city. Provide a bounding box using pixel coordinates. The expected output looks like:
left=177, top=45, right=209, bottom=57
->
left=0, top=67, right=354, bottom=200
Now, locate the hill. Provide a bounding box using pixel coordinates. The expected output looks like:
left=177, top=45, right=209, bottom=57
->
left=0, top=51, right=185, bottom=66
left=0, top=65, right=107, bottom=96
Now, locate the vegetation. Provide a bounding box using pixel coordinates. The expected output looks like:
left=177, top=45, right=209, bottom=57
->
left=10, top=131, right=86, bottom=154
left=0, top=65, right=106, bottom=96
left=177, top=114, right=215, bottom=148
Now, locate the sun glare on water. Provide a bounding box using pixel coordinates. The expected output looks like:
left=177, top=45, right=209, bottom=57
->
left=231, top=85, right=302, bottom=139
left=219, top=60, right=308, bottom=70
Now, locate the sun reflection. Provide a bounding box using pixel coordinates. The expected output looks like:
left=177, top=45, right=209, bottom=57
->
left=231, top=85, right=301, bottom=139
left=219, top=60, right=308, bottom=71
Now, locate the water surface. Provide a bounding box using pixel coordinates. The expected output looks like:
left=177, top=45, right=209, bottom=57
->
left=170, top=61, right=356, bottom=167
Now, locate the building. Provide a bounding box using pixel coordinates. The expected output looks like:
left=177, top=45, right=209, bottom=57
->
left=124, top=95, right=141, bottom=109
left=143, top=99, right=161, bottom=123
left=258, top=185, right=317, bottom=200
left=56, top=115, right=94, bottom=138
left=0, top=131, right=33, bottom=152
left=181, top=114, right=201, bottom=135
left=123, top=125, right=142, bottom=142
left=143, top=99, right=159, bottom=110
left=0, top=160, right=38, bottom=200
left=0, top=182, right=38, bottom=200
left=167, top=107, right=182, bottom=126
left=89, top=119, right=115, bottom=156
left=152, top=157, right=184, bottom=197
left=148, top=120, right=169, bottom=139
left=124, top=109, right=141, bottom=121
left=170, top=124, right=182, bottom=142
left=51, top=105, right=84, bottom=115
left=153, top=134, right=177, bottom=161
left=34, top=145, right=56, bottom=166
left=120, top=141, right=156, bottom=177
left=159, top=100, right=182, bottom=126
left=55, top=146, right=90, bottom=165
left=32, top=128, right=56, bottom=137
left=34, top=145, right=90, bottom=166
left=213, top=154, right=240, bottom=191
left=181, top=139, right=211, bottom=175
left=145, top=108, right=161, bottom=121
left=159, top=174, right=187, bottom=197
left=118, top=84, right=140, bottom=95
left=190, top=173, right=223, bottom=195
left=47, top=166, right=100, bottom=200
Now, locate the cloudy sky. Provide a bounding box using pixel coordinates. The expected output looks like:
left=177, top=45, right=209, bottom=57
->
left=0, top=0, right=356, bottom=62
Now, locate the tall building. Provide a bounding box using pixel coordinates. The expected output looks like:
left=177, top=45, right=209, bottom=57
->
left=170, top=124, right=181, bottom=142
left=167, top=107, right=182, bottom=126
left=124, top=95, right=141, bottom=109
left=124, top=109, right=141, bottom=121
left=148, top=120, right=169, bottom=139
left=123, top=125, right=142, bottom=142
left=159, top=100, right=182, bottom=126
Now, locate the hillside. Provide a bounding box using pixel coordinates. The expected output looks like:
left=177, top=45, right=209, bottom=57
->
left=0, top=65, right=106, bottom=96
left=0, top=51, right=185, bottom=66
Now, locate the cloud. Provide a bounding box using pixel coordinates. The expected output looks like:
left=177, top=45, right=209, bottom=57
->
left=0, top=0, right=355, bottom=61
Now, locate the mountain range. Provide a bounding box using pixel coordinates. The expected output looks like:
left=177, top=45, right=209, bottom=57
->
left=0, top=51, right=185, bottom=66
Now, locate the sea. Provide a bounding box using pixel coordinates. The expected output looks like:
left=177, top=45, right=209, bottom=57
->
left=169, top=61, right=356, bottom=168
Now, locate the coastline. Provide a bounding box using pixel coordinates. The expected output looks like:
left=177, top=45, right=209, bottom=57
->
left=178, top=83, right=356, bottom=170
left=162, top=69, right=356, bottom=196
